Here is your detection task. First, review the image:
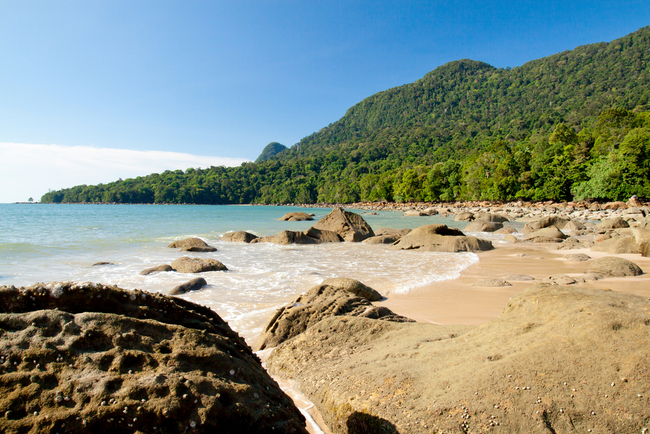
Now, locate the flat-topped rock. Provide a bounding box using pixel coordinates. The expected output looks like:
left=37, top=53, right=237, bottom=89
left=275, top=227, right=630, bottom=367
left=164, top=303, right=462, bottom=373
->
left=390, top=224, right=494, bottom=252
left=0, top=282, right=307, bottom=434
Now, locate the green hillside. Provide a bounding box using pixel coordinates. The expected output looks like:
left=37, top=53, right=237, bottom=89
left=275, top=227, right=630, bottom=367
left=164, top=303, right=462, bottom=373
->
left=42, top=26, right=650, bottom=205
left=255, top=142, right=287, bottom=163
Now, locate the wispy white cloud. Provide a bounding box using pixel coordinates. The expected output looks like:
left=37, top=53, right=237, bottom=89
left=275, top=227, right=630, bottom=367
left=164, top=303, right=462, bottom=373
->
left=0, top=143, right=250, bottom=203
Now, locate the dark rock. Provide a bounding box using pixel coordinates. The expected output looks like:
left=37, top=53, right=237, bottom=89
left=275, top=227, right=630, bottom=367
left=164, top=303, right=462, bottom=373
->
left=221, top=231, right=259, bottom=243
left=171, top=257, right=228, bottom=273
left=167, top=237, right=217, bottom=252
left=311, top=208, right=375, bottom=242
left=0, top=282, right=308, bottom=434
left=170, top=277, right=208, bottom=295
left=140, top=264, right=173, bottom=275
left=92, top=262, right=114, bottom=266
left=390, top=224, right=494, bottom=252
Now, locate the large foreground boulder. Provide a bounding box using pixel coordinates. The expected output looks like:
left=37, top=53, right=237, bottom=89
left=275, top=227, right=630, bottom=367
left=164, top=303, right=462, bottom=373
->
left=390, top=224, right=494, bottom=252
left=267, top=284, right=650, bottom=433
left=311, top=208, right=375, bottom=242
left=254, top=280, right=411, bottom=351
left=171, top=257, right=228, bottom=273
left=0, top=283, right=307, bottom=434
left=167, top=237, right=217, bottom=252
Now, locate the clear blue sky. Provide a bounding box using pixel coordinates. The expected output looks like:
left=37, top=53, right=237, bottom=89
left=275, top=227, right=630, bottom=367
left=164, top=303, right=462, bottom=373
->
left=0, top=1, right=649, bottom=202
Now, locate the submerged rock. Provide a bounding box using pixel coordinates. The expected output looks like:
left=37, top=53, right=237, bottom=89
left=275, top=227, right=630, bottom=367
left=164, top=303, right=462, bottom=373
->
left=0, top=282, right=307, bottom=434
left=171, top=257, right=228, bottom=273
left=140, top=264, right=173, bottom=275
left=167, top=237, right=217, bottom=252
left=221, top=231, right=259, bottom=243
left=267, top=284, right=650, bottom=433
left=170, top=277, right=208, bottom=295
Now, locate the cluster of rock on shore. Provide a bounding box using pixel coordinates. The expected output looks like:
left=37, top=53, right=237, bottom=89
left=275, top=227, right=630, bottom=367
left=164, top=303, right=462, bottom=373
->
left=3, top=202, right=650, bottom=433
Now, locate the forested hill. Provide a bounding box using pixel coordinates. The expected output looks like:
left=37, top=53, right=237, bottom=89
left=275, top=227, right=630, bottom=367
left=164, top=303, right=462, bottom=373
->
left=42, top=26, right=650, bottom=205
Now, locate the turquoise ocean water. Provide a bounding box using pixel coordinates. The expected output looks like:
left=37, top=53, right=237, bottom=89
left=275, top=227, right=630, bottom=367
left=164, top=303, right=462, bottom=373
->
left=0, top=204, right=485, bottom=342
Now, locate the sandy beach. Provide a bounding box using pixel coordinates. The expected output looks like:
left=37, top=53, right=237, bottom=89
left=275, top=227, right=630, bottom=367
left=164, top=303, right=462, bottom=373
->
left=377, top=241, right=650, bottom=326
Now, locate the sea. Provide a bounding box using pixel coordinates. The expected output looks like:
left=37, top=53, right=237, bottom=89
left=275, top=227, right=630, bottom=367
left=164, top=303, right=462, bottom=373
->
left=0, top=203, right=493, bottom=343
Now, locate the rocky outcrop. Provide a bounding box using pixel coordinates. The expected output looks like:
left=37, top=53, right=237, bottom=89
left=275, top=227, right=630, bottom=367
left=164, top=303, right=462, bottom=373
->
left=171, top=257, right=228, bottom=273
left=0, top=282, right=307, bottom=434
left=586, top=256, right=644, bottom=277
left=167, top=237, right=217, bottom=252
left=170, top=277, right=208, bottom=295
left=140, top=264, right=173, bottom=276
left=279, top=212, right=314, bottom=221
left=267, top=284, right=650, bottom=434
left=254, top=280, right=411, bottom=351
left=311, top=208, right=375, bottom=242
left=221, top=231, right=259, bottom=243
left=390, top=224, right=494, bottom=252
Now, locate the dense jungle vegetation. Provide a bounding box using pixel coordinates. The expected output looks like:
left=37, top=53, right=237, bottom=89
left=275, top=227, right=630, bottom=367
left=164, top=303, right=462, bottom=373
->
left=42, top=26, right=650, bottom=205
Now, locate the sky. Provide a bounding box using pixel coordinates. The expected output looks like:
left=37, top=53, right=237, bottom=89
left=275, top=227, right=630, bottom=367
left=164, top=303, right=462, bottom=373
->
left=1, top=1, right=649, bottom=203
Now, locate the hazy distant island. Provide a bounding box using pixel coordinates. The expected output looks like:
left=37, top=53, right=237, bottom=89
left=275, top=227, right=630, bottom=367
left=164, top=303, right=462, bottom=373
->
left=42, top=26, right=650, bottom=206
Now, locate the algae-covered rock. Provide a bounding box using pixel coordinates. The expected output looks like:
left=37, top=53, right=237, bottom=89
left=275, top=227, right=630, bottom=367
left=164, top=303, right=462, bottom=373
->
left=0, top=282, right=307, bottom=434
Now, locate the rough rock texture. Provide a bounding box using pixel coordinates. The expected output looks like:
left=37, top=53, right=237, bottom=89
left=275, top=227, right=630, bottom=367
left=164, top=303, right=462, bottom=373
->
left=320, top=278, right=382, bottom=302
left=374, top=228, right=412, bottom=237
left=586, top=256, right=644, bottom=277
left=167, top=238, right=217, bottom=252
left=591, top=236, right=641, bottom=254
left=463, top=221, right=503, bottom=232
left=220, top=231, right=259, bottom=243
left=523, top=226, right=568, bottom=242
left=0, top=283, right=307, bottom=434
left=170, top=277, right=208, bottom=295
left=595, top=217, right=630, bottom=232
left=254, top=282, right=412, bottom=351
left=304, top=227, right=342, bottom=243
left=557, top=237, right=592, bottom=250
left=170, top=257, right=228, bottom=273
left=252, top=230, right=319, bottom=245
left=521, top=216, right=570, bottom=233
left=278, top=212, right=314, bottom=221
left=361, top=234, right=401, bottom=245
left=474, top=212, right=509, bottom=223
left=563, top=253, right=592, bottom=262
left=390, top=224, right=494, bottom=253
left=140, top=265, right=173, bottom=276
left=311, top=208, right=375, bottom=242
left=268, top=284, right=650, bottom=434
